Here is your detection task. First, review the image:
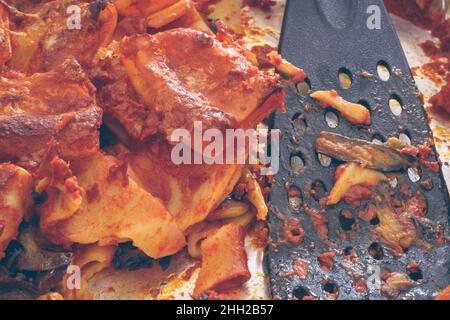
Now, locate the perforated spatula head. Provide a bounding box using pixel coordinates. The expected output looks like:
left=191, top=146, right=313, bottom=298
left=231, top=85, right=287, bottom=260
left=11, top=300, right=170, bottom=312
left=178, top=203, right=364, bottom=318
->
left=267, top=0, right=449, bottom=300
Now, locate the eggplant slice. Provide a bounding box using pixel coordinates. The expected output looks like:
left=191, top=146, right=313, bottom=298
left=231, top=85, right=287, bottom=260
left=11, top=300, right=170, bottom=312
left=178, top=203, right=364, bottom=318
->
left=0, top=267, right=40, bottom=300
left=316, top=132, right=416, bottom=172
left=10, top=227, right=72, bottom=272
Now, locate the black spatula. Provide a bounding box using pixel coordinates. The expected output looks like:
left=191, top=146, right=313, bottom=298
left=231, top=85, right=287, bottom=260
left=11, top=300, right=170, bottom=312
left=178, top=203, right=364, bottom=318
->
left=267, top=0, right=449, bottom=300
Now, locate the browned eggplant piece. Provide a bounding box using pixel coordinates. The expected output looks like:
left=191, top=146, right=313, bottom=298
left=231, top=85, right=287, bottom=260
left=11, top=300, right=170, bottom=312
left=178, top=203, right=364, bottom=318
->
left=112, top=242, right=172, bottom=271
left=12, top=227, right=72, bottom=272
left=0, top=267, right=40, bottom=300
left=33, top=267, right=67, bottom=292
left=113, top=242, right=154, bottom=271
left=316, top=132, right=415, bottom=172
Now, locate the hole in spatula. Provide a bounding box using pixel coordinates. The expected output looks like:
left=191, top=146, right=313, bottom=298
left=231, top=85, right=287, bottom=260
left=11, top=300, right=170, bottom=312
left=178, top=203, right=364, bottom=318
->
left=368, top=242, right=384, bottom=260
left=372, top=133, right=386, bottom=145
left=325, top=109, right=339, bottom=128
left=296, top=78, right=311, bottom=96
left=388, top=177, right=398, bottom=189
left=399, top=132, right=411, bottom=145
left=338, top=68, right=352, bottom=89
left=377, top=61, right=391, bottom=81
left=407, top=265, right=423, bottom=281
left=317, top=153, right=332, bottom=167
left=323, top=280, right=339, bottom=299
left=408, top=167, right=421, bottom=183
left=290, top=153, right=305, bottom=174
left=339, top=210, right=355, bottom=232
left=389, top=95, right=403, bottom=116
left=343, top=246, right=355, bottom=256
left=293, top=286, right=312, bottom=300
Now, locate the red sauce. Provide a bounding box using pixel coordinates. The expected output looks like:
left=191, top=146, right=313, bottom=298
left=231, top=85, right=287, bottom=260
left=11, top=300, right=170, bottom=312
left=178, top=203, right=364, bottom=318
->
left=400, top=184, right=413, bottom=199
left=401, top=139, right=440, bottom=172
left=354, top=278, right=367, bottom=294
left=342, top=185, right=374, bottom=206
left=284, top=219, right=304, bottom=245
left=181, top=262, right=201, bottom=281
left=0, top=219, right=5, bottom=236
left=207, top=291, right=227, bottom=300
left=292, top=258, right=310, bottom=280
left=86, top=183, right=100, bottom=203
left=251, top=223, right=269, bottom=248
left=251, top=44, right=277, bottom=69
left=384, top=0, right=448, bottom=39
left=419, top=177, right=434, bottom=191
left=407, top=262, right=421, bottom=274
left=429, top=81, right=450, bottom=118
left=345, top=247, right=359, bottom=264
left=360, top=71, right=375, bottom=78
left=420, top=151, right=440, bottom=172
left=318, top=251, right=335, bottom=272
left=64, top=176, right=81, bottom=194
left=244, top=0, right=277, bottom=10
left=404, top=192, right=427, bottom=218
left=385, top=0, right=450, bottom=117
left=358, top=204, right=378, bottom=223
left=303, top=203, right=328, bottom=241
left=435, top=224, right=446, bottom=246
left=107, top=161, right=129, bottom=187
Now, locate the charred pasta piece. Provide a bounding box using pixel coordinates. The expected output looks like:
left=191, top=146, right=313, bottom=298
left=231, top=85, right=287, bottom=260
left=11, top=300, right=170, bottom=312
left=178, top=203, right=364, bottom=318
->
left=316, top=132, right=416, bottom=172
left=267, top=51, right=307, bottom=83
left=0, top=59, right=102, bottom=162
left=37, top=151, right=186, bottom=259
left=0, top=163, right=33, bottom=259
left=327, top=163, right=387, bottom=206
left=311, top=90, right=371, bottom=126
left=186, top=223, right=220, bottom=259
left=374, top=205, right=419, bottom=256
left=128, top=139, right=244, bottom=231
left=115, top=1, right=210, bottom=38
left=188, top=204, right=256, bottom=259
left=193, top=224, right=250, bottom=298
left=1, top=0, right=117, bottom=73
left=145, top=0, right=191, bottom=28
left=96, top=28, right=279, bottom=143
left=238, top=167, right=268, bottom=221
left=381, top=272, right=417, bottom=298
left=113, top=0, right=207, bottom=30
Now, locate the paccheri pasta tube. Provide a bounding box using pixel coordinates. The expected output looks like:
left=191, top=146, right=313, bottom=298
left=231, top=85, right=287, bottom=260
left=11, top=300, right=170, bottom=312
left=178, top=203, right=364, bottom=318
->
left=193, top=224, right=251, bottom=298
